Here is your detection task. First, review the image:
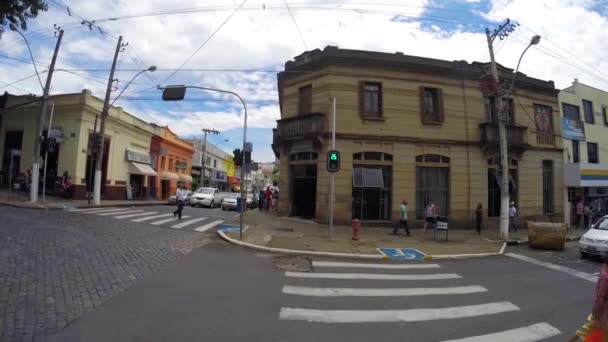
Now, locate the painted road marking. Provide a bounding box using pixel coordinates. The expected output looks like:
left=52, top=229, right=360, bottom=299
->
left=285, top=272, right=461, bottom=280
left=131, top=213, right=173, bottom=222
left=279, top=301, right=519, bottom=323
left=282, top=285, right=487, bottom=297
left=86, top=208, right=134, bottom=214
left=312, top=261, right=441, bottom=269
left=506, top=253, right=597, bottom=283
left=97, top=209, right=144, bottom=216
left=151, top=216, right=191, bottom=225
left=194, top=220, right=224, bottom=232
left=441, top=322, right=561, bottom=342
left=114, top=211, right=159, bottom=219
left=171, top=217, right=207, bottom=229
left=68, top=207, right=118, bottom=212
left=378, top=248, right=427, bottom=261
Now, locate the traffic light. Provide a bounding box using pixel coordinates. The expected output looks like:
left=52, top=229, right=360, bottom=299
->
left=233, top=148, right=242, bottom=167
left=327, top=150, right=340, bottom=172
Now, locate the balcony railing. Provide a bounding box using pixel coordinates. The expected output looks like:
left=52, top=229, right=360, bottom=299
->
left=536, top=133, right=556, bottom=146
left=274, top=112, right=325, bottom=141
left=480, top=123, right=528, bottom=151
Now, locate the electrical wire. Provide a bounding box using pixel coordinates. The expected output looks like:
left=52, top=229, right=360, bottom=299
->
left=161, top=0, right=249, bottom=84
left=284, top=0, right=308, bottom=51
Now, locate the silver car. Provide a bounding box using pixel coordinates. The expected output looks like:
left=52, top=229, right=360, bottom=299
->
left=579, top=215, right=608, bottom=258
left=221, top=193, right=239, bottom=211
left=190, top=187, right=220, bottom=208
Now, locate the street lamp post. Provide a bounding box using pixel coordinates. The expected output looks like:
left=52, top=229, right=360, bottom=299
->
left=92, top=63, right=156, bottom=205
left=162, top=85, right=248, bottom=240
left=486, top=23, right=540, bottom=240
left=10, top=23, right=64, bottom=203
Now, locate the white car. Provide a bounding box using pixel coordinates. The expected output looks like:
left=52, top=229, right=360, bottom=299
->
left=190, top=187, right=220, bottom=208
left=579, top=215, right=608, bottom=258
left=221, top=193, right=239, bottom=211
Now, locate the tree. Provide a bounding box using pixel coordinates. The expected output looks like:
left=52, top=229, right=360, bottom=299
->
left=1, top=0, right=48, bottom=38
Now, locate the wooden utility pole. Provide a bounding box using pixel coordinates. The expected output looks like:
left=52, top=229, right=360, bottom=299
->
left=200, top=128, right=220, bottom=187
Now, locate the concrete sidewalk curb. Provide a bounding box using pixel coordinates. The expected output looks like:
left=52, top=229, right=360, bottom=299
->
left=216, top=230, right=387, bottom=259
left=423, top=242, right=507, bottom=260
left=0, top=201, right=166, bottom=210
left=218, top=230, right=509, bottom=261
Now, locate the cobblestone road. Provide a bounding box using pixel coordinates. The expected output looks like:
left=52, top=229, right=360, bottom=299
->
left=0, top=206, right=210, bottom=342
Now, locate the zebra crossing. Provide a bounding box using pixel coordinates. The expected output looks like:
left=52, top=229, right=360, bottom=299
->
left=67, top=207, right=224, bottom=233
left=279, top=260, right=563, bottom=341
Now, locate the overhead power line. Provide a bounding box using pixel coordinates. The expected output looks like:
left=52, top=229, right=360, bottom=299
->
left=284, top=0, right=308, bottom=50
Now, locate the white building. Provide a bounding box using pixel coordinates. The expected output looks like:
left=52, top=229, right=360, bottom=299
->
left=189, top=140, right=233, bottom=191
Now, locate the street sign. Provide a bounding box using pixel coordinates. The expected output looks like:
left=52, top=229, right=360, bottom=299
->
left=244, top=142, right=253, bottom=152
left=175, top=161, right=188, bottom=170
left=377, top=248, right=427, bottom=261
left=327, top=150, right=340, bottom=172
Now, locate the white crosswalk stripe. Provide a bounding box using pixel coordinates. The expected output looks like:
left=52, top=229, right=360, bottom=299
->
left=151, top=216, right=191, bottom=225
left=282, top=285, right=487, bottom=297
left=285, top=271, right=461, bottom=280
left=279, top=302, right=519, bottom=323
left=131, top=213, right=173, bottom=222
left=194, top=219, right=224, bottom=232
left=85, top=208, right=134, bottom=214
left=68, top=207, right=118, bottom=212
left=441, top=322, right=561, bottom=342
left=278, top=260, right=563, bottom=340
left=97, top=209, right=144, bottom=216
left=114, top=211, right=159, bottom=219
left=171, top=217, right=206, bottom=229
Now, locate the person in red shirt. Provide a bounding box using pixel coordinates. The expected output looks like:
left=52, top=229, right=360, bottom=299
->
left=264, top=186, right=273, bottom=213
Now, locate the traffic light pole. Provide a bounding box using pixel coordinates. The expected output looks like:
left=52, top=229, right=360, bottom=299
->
left=329, top=97, right=336, bottom=240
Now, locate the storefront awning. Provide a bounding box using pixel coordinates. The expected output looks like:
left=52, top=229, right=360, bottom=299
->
left=129, top=162, right=157, bottom=176
left=565, top=163, right=608, bottom=187
left=161, top=172, right=180, bottom=181
left=179, top=174, right=193, bottom=183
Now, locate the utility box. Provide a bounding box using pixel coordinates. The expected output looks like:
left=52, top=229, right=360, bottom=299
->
left=528, top=222, right=568, bottom=250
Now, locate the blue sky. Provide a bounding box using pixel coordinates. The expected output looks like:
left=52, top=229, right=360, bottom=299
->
left=2, top=0, right=608, bottom=162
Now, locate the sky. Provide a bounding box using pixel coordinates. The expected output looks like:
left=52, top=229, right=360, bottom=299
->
left=2, top=0, right=608, bottom=162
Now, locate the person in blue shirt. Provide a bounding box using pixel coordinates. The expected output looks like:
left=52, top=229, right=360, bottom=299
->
left=392, top=199, right=411, bottom=236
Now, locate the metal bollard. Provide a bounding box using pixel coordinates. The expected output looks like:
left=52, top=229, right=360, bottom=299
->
left=352, top=219, right=361, bottom=241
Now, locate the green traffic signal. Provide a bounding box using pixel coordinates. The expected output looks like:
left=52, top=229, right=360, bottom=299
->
left=327, top=150, right=340, bottom=172
left=330, top=153, right=338, bottom=161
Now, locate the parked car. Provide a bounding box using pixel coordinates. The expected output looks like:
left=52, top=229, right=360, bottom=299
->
left=167, top=190, right=193, bottom=205
left=221, top=193, right=239, bottom=211
left=190, top=187, right=221, bottom=208
left=579, top=215, right=608, bottom=258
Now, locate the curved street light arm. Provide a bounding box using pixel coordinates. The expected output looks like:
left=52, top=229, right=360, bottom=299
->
left=11, top=28, right=45, bottom=92
left=110, top=69, right=148, bottom=107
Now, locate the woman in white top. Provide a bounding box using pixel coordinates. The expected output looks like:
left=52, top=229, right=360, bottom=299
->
left=423, top=200, right=436, bottom=231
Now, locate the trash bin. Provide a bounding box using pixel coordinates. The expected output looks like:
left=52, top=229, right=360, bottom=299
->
left=528, top=221, right=568, bottom=250
left=434, top=216, right=449, bottom=240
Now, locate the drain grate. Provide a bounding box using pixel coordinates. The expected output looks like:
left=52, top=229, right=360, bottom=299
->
left=273, top=227, right=295, bottom=232
left=273, top=256, right=312, bottom=272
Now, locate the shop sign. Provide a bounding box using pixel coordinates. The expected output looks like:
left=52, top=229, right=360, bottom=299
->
left=211, top=170, right=227, bottom=182
left=562, top=117, right=585, bottom=141
left=125, top=149, right=151, bottom=164
left=227, top=176, right=241, bottom=184
left=191, top=169, right=201, bottom=176
left=175, top=161, right=188, bottom=170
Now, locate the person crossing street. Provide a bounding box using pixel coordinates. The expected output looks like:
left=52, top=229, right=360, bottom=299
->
left=173, top=183, right=187, bottom=220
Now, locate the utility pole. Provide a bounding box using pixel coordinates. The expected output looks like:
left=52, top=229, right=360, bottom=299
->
left=200, top=128, right=220, bottom=187
left=485, top=19, right=517, bottom=240
left=93, top=35, right=125, bottom=205
left=31, top=28, right=63, bottom=202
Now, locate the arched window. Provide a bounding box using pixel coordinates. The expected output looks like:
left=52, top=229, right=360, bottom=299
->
left=415, top=154, right=449, bottom=219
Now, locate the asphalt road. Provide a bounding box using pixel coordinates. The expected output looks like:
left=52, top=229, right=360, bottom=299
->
left=509, top=240, right=603, bottom=275
left=46, top=246, right=595, bottom=342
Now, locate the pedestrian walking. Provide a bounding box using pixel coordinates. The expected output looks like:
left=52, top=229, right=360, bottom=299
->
left=475, top=203, right=483, bottom=235
left=264, top=186, right=272, bottom=213
left=173, top=183, right=187, bottom=219
left=258, top=190, right=264, bottom=211
left=577, top=198, right=585, bottom=229
left=392, top=199, right=411, bottom=236
left=587, top=205, right=595, bottom=230
left=423, top=200, right=436, bottom=231
left=509, top=201, right=518, bottom=232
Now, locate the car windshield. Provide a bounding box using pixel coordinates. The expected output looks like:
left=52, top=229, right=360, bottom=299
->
left=197, top=188, right=214, bottom=194
left=593, top=217, right=608, bottom=230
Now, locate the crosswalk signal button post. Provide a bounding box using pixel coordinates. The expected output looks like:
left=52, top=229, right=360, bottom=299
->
left=327, top=150, right=340, bottom=172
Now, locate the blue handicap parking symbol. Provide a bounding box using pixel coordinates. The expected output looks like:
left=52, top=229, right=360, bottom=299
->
left=218, top=224, right=248, bottom=232
left=378, top=248, right=427, bottom=261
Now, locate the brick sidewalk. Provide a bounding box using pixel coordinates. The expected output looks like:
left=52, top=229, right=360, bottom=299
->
left=0, top=189, right=164, bottom=210
left=225, top=210, right=587, bottom=256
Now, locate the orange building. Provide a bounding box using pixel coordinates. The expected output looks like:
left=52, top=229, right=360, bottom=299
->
left=150, top=126, right=194, bottom=200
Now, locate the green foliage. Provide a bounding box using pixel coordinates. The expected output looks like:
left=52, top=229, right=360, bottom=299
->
left=0, top=0, right=48, bottom=38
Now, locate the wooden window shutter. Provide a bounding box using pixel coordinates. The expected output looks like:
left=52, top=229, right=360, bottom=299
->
left=419, top=86, right=426, bottom=122
left=437, top=88, right=445, bottom=122
left=378, top=83, right=383, bottom=116
left=359, top=81, right=365, bottom=116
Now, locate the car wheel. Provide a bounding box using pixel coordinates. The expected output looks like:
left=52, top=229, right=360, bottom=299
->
left=210, top=200, right=215, bottom=209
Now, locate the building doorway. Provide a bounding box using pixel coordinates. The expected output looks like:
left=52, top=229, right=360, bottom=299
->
left=289, top=152, right=318, bottom=218
left=2, top=131, right=23, bottom=186
left=487, top=157, right=518, bottom=217
left=161, top=180, right=170, bottom=199
left=415, top=154, right=450, bottom=219
left=130, top=174, right=145, bottom=198
left=352, top=152, right=393, bottom=221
